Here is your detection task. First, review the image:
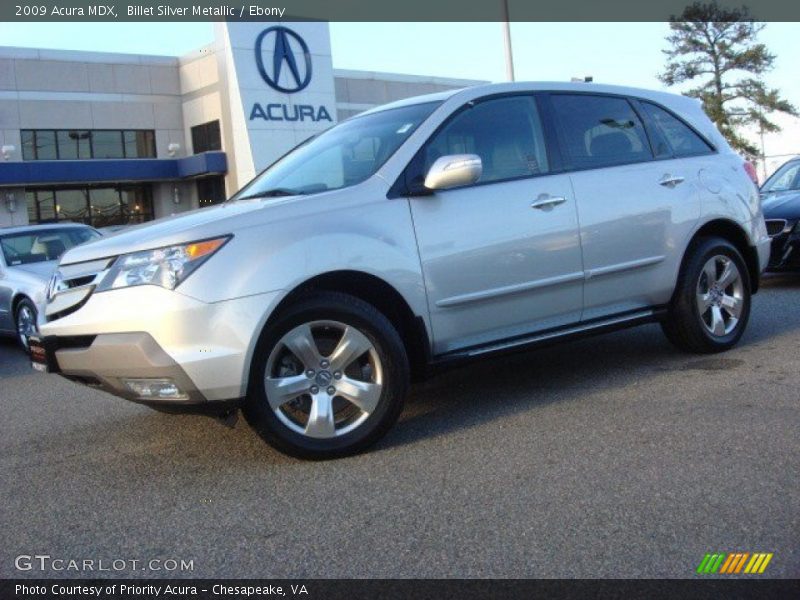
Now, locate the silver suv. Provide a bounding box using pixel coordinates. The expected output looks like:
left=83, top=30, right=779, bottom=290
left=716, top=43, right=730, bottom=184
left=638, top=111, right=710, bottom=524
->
left=33, top=83, right=771, bottom=458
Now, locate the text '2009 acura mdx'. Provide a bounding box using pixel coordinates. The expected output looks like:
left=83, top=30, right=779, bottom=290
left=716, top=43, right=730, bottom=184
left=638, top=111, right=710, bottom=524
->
left=31, top=82, right=770, bottom=459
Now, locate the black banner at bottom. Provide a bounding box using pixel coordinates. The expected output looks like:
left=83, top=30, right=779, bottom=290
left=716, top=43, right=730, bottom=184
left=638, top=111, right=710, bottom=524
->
left=2, top=579, right=800, bottom=600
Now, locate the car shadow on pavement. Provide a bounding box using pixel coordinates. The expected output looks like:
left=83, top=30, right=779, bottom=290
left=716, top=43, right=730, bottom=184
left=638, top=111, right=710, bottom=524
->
left=378, top=284, right=800, bottom=452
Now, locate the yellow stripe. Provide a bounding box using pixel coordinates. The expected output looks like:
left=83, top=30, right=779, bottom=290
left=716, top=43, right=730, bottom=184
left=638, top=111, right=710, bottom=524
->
left=758, top=553, right=773, bottom=574
left=719, top=553, right=736, bottom=574
left=749, top=554, right=766, bottom=573
left=734, top=553, right=749, bottom=573
left=744, top=554, right=760, bottom=574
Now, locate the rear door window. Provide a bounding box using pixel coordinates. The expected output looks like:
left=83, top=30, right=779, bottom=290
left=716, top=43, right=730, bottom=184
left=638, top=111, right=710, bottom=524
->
left=550, top=94, right=652, bottom=170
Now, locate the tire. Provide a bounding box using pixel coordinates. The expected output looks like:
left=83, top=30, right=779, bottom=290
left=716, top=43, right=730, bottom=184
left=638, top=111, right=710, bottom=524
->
left=661, top=237, right=751, bottom=354
left=15, top=297, right=38, bottom=354
left=244, top=291, right=409, bottom=459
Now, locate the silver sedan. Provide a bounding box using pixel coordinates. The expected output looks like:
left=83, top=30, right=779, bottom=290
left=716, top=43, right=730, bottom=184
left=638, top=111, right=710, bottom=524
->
left=0, top=223, right=101, bottom=351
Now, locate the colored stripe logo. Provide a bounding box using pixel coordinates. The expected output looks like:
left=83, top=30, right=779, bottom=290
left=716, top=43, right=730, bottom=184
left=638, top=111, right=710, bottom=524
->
left=697, top=552, right=773, bottom=574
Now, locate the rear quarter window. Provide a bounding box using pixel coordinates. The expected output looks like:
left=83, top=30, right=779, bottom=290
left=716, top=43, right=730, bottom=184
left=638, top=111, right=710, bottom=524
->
left=640, top=101, right=714, bottom=158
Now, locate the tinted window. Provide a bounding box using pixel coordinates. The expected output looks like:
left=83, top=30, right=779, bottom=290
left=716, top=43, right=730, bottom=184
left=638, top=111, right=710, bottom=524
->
left=551, top=94, right=651, bottom=170
left=422, top=96, right=549, bottom=185
left=197, top=176, right=226, bottom=207
left=641, top=102, right=713, bottom=158
left=191, top=121, right=222, bottom=153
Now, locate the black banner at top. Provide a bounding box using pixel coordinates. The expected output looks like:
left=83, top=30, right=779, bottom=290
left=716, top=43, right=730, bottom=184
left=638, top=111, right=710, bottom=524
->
left=3, top=0, right=800, bottom=22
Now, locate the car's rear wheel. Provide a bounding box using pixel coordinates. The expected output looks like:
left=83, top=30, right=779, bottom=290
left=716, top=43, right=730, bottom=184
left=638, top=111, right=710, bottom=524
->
left=244, top=292, right=409, bottom=459
left=15, top=298, right=38, bottom=354
left=661, top=237, right=751, bottom=353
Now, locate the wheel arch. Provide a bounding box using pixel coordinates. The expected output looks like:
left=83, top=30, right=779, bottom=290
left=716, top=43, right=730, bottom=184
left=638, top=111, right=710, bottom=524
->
left=681, top=219, right=762, bottom=294
left=257, top=270, right=431, bottom=381
left=11, top=293, right=35, bottom=319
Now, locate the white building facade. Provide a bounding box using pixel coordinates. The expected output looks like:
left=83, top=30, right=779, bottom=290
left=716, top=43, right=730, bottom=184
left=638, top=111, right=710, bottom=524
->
left=0, top=22, right=483, bottom=227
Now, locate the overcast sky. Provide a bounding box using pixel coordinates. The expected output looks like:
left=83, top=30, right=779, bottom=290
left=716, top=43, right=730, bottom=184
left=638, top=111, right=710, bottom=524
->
left=0, top=21, right=797, bottom=104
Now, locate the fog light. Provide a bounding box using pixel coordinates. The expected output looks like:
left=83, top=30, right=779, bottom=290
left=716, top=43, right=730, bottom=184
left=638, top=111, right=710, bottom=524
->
left=122, top=378, right=188, bottom=401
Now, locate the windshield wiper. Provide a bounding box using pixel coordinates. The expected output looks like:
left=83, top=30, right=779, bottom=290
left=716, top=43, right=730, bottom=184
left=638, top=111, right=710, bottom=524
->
left=236, top=188, right=304, bottom=201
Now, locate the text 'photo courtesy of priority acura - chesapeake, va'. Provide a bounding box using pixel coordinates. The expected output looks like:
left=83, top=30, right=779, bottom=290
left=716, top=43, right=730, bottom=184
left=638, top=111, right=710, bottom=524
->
left=29, top=82, right=770, bottom=459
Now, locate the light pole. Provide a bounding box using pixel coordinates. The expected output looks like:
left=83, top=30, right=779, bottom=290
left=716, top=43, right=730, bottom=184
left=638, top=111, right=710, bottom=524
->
left=501, top=0, right=515, bottom=81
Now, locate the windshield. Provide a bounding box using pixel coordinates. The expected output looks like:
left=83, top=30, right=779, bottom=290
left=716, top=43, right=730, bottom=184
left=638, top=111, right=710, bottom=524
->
left=762, top=160, right=800, bottom=193
left=0, top=227, right=100, bottom=266
left=233, top=101, right=441, bottom=200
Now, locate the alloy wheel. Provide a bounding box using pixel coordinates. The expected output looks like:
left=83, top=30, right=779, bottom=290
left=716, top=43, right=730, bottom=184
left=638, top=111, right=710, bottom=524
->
left=696, top=255, right=744, bottom=337
left=16, top=304, right=37, bottom=351
left=264, top=320, right=383, bottom=439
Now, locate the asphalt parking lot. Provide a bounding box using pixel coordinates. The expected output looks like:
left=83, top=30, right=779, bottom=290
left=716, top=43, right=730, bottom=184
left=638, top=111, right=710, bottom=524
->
left=1, top=275, right=798, bottom=579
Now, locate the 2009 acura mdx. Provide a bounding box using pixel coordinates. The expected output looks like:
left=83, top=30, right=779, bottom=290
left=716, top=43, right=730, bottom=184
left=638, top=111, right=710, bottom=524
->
left=31, top=82, right=771, bottom=459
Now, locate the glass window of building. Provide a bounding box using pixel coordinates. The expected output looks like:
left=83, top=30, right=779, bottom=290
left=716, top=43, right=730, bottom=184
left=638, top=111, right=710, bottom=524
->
left=26, top=186, right=153, bottom=227
left=123, top=130, right=156, bottom=158
left=197, top=176, right=226, bottom=207
left=120, top=187, right=154, bottom=223
left=36, top=190, right=56, bottom=222
left=20, top=129, right=156, bottom=160
left=89, top=188, right=122, bottom=227
left=191, top=120, right=222, bottom=153
left=56, top=130, right=92, bottom=159
left=57, top=189, right=90, bottom=223
left=35, top=130, right=57, bottom=160
left=21, top=130, right=36, bottom=160
left=91, top=131, right=125, bottom=159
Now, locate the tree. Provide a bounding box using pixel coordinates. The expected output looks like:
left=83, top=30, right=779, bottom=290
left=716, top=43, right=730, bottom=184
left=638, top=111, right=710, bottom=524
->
left=659, top=1, right=797, bottom=156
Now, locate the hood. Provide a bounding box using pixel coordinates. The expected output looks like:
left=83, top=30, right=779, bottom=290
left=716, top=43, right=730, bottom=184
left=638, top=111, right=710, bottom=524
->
left=58, top=198, right=299, bottom=265
left=762, top=190, right=800, bottom=221
left=12, top=260, right=56, bottom=281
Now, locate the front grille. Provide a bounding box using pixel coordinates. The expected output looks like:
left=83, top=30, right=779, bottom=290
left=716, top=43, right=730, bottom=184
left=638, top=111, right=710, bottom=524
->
left=46, top=257, right=114, bottom=322
left=65, top=275, right=96, bottom=289
left=765, top=219, right=788, bottom=237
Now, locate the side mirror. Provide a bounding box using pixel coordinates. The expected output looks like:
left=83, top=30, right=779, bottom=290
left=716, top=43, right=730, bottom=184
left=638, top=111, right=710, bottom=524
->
left=423, top=154, right=482, bottom=191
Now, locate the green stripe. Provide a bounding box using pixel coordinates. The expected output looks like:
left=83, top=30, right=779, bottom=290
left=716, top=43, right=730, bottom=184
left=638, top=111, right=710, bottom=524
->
left=710, top=553, right=726, bottom=573
left=697, top=554, right=712, bottom=574
left=705, top=554, right=719, bottom=573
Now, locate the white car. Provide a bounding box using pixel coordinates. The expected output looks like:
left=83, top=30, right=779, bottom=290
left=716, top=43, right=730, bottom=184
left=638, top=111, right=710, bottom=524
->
left=32, top=82, right=770, bottom=458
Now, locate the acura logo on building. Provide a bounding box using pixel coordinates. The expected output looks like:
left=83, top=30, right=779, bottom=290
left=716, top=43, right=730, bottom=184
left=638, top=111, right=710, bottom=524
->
left=255, top=26, right=312, bottom=93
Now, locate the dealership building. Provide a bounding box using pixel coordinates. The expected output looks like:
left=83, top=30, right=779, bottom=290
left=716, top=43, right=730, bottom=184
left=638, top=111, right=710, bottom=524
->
left=0, top=22, right=482, bottom=228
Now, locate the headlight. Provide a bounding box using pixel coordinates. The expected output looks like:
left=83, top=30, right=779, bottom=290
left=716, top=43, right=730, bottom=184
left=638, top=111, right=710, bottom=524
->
left=98, top=236, right=230, bottom=292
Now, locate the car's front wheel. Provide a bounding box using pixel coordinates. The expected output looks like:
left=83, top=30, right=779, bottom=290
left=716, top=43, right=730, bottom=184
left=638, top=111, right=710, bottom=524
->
left=661, top=237, right=751, bottom=353
left=244, top=292, right=409, bottom=459
left=15, top=297, right=38, bottom=354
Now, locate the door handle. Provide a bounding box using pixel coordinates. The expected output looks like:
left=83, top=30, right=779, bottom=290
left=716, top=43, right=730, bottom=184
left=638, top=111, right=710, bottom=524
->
left=659, top=174, right=685, bottom=188
left=531, top=195, right=567, bottom=210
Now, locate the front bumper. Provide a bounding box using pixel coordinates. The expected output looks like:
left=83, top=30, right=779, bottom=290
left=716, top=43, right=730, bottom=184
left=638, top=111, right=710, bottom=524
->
left=36, top=332, right=215, bottom=410
left=38, top=285, right=283, bottom=408
left=766, top=226, right=800, bottom=271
